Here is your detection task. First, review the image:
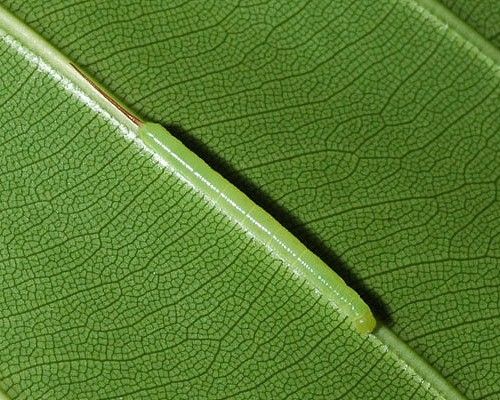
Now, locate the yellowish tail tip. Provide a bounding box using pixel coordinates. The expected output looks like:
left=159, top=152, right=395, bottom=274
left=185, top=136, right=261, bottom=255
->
left=353, top=313, right=377, bottom=334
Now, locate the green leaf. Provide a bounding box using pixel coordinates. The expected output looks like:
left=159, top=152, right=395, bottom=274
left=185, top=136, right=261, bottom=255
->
left=1, top=1, right=498, bottom=399
left=436, top=0, right=500, bottom=48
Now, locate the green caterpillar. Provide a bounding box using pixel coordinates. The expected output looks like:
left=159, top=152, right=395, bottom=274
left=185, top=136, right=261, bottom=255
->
left=138, top=123, right=376, bottom=334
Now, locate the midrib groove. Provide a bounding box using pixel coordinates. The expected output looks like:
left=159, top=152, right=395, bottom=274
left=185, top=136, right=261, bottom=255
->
left=412, top=0, right=500, bottom=65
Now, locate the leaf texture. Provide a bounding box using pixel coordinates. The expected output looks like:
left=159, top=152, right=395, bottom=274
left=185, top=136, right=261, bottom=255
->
left=1, top=0, right=499, bottom=399
left=436, top=0, right=500, bottom=48
left=0, top=17, right=462, bottom=399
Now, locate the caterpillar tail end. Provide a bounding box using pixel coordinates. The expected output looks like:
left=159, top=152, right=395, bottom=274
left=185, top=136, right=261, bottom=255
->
left=353, top=313, right=377, bottom=334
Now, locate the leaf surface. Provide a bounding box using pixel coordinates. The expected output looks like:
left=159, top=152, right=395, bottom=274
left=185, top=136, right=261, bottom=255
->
left=436, top=0, right=500, bottom=47
left=1, top=1, right=499, bottom=399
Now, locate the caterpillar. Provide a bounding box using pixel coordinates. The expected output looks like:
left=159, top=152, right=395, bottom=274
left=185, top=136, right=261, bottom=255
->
left=138, top=122, right=376, bottom=334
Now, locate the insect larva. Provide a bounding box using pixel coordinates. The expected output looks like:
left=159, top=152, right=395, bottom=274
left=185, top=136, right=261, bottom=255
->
left=138, top=122, right=376, bottom=334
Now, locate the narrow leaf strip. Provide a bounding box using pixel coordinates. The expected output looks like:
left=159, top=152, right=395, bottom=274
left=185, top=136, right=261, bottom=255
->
left=0, top=5, right=138, bottom=135
left=374, top=326, right=468, bottom=400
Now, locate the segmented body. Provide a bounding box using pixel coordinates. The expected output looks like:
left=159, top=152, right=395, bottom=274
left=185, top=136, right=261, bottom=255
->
left=138, top=122, right=376, bottom=334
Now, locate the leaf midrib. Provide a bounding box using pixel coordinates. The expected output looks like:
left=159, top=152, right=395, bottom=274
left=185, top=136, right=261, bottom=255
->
left=0, top=4, right=484, bottom=400
left=413, top=0, right=500, bottom=64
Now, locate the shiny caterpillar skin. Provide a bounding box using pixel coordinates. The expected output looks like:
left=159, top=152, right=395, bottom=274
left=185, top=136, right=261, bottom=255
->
left=138, top=122, right=376, bottom=334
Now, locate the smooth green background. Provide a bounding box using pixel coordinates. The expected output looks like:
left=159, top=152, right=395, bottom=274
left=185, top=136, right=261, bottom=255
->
left=1, top=0, right=499, bottom=399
